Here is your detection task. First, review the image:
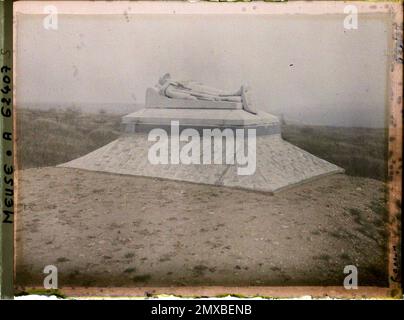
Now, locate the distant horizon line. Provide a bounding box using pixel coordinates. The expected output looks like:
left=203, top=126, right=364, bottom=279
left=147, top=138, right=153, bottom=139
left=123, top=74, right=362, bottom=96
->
left=16, top=104, right=387, bottom=130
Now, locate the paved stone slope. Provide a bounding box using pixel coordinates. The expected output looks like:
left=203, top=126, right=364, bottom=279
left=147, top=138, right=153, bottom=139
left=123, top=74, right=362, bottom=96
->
left=60, top=134, right=343, bottom=193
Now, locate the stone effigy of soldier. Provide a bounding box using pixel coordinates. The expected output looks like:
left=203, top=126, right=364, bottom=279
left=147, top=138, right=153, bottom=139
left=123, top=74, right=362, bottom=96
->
left=155, top=73, right=257, bottom=114
left=156, top=73, right=242, bottom=102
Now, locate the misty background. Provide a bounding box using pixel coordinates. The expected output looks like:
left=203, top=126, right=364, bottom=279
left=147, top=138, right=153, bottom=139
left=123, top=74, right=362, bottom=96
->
left=16, top=13, right=390, bottom=128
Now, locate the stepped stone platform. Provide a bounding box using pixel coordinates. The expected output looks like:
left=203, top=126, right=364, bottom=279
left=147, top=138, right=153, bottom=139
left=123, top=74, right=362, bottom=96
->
left=60, top=74, right=344, bottom=193
left=60, top=134, right=343, bottom=193
left=122, top=108, right=281, bottom=135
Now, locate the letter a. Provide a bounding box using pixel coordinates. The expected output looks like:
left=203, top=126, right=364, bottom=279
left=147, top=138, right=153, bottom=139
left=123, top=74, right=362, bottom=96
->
left=43, top=5, right=58, bottom=30
left=343, top=5, right=358, bottom=30
left=343, top=265, right=358, bottom=289
left=148, top=129, right=169, bottom=164
left=43, top=265, right=58, bottom=289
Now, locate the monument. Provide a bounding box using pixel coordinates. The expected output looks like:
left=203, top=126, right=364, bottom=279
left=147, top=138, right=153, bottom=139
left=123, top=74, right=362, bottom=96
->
left=121, top=73, right=277, bottom=135
left=61, top=74, right=344, bottom=193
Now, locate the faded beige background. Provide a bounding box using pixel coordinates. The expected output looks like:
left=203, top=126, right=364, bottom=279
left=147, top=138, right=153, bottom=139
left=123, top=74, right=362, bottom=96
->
left=16, top=13, right=390, bottom=127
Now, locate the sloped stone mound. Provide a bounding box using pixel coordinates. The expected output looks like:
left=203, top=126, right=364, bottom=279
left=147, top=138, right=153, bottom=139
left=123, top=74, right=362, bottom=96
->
left=59, top=133, right=343, bottom=193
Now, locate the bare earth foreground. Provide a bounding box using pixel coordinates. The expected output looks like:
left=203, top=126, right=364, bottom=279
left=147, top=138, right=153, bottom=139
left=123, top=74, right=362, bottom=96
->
left=16, top=167, right=388, bottom=288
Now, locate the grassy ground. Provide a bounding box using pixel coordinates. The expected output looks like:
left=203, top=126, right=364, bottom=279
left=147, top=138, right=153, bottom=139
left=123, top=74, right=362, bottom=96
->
left=16, top=108, right=388, bottom=182
left=16, top=108, right=121, bottom=169
left=281, top=124, right=388, bottom=181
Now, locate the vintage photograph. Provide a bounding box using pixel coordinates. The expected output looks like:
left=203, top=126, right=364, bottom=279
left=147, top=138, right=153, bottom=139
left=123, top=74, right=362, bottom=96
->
left=11, top=1, right=401, bottom=295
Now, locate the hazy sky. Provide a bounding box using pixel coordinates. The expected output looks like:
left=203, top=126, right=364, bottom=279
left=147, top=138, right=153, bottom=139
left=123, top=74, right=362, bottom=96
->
left=16, top=13, right=390, bottom=127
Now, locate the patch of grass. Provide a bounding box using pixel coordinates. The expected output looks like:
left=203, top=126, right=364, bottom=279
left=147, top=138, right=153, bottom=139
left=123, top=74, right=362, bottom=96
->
left=56, top=257, right=70, bottom=263
left=193, top=264, right=209, bottom=276
left=68, top=270, right=80, bottom=279
left=369, top=200, right=388, bottom=218
left=132, top=274, right=151, bottom=282
left=159, top=255, right=171, bottom=262
left=313, top=254, right=331, bottom=262
left=339, top=253, right=351, bottom=261
left=355, top=226, right=379, bottom=244
left=373, top=218, right=385, bottom=228
left=345, top=205, right=386, bottom=245
left=348, top=208, right=364, bottom=225
left=362, top=265, right=388, bottom=283
left=124, top=253, right=135, bottom=259
left=16, top=108, right=121, bottom=169
left=328, top=231, right=346, bottom=239
left=124, top=267, right=136, bottom=273
left=282, top=124, right=387, bottom=181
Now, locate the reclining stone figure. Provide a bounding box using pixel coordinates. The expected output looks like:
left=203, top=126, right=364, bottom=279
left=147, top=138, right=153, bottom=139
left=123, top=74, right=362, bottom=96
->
left=155, top=73, right=257, bottom=114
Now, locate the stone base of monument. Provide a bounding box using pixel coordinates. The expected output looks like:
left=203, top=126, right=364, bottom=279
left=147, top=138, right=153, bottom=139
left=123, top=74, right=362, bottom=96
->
left=59, top=133, right=344, bottom=194
left=121, top=108, right=281, bottom=136
left=60, top=78, right=344, bottom=193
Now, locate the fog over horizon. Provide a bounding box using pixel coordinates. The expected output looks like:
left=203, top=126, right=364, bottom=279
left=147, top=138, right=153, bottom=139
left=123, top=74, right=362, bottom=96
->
left=16, top=13, right=390, bottom=128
